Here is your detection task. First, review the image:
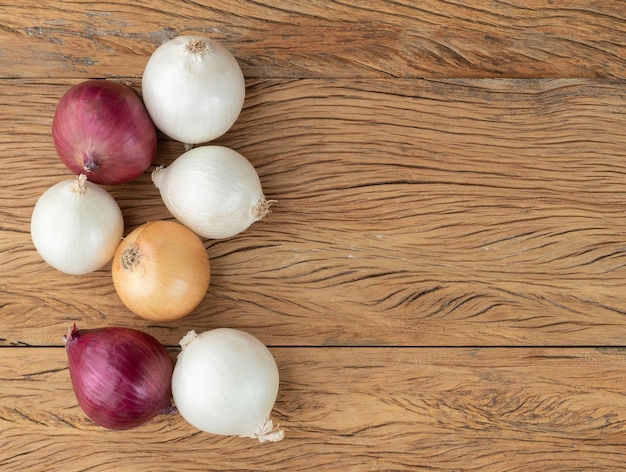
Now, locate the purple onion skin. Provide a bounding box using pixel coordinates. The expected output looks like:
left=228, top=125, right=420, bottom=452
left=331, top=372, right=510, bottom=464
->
left=64, top=325, right=174, bottom=430
left=52, top=80, right=157, bottom=185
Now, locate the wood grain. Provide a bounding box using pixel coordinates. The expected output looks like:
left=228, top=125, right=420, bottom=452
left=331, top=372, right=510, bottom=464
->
left=2, top=1, right=626, bottom=469
left=1, top=1, right=626, bottom=79
left=2, top=347, right=626, bottom=471
left=2, top=78, right=626, bottom=346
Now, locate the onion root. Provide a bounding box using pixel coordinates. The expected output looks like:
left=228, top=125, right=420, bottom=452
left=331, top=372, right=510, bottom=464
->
left=253, top=199, right=276, bottom=222
left=242, top=419, right=285, bottom=443
left=120, top=244, right=141, bottom=271
left=83, top=152, right=100, bottom=172
left=185, top=38, right=209, bottom=56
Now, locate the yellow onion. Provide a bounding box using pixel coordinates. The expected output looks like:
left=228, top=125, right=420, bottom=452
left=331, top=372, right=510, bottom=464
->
left=112, top=220, right=210, bottom=321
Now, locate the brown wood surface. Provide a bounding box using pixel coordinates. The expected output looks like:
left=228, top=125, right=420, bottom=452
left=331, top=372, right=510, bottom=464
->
left=3, top=347, right=626, bottom=471
left=2, top=1, right=626, bottom=79
left=2, top=1, right=626, bottom=470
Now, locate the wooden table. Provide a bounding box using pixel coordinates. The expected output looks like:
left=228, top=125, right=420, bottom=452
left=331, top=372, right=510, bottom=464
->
left=3, top=2, right=626, bottom=470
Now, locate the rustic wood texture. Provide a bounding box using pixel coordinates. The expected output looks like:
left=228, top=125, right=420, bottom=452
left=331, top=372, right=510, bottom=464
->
left=2, top=1, right=626, bottom=470
left=3, top=348, right=626, bottom=472
left=3, top=78, right=626, bottom=347
left=2, top=1, right=626, bottom=79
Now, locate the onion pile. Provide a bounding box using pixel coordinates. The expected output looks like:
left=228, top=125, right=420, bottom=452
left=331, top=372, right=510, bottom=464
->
left=144, top=35, right=270, bottom=239
left=31, top=36, right=283, bottom=441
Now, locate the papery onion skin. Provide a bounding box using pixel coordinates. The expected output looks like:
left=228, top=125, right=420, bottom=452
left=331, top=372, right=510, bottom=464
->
left=141, top=35, right=246, bottom=145
left=64, top=324, right=174, bottom=430
left=30, top=174, right=124, bottom=275
left=172, top=328, right=284, bottom=442
left=152, top=146, right=272, bottom=239
left=112, top=220, right=210, bottom=321
left=52, top=79, right=157, bottom=185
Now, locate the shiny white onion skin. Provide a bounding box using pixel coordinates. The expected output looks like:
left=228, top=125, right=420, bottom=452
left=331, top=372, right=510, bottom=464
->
left=152, top=146, right=271, bottom=239
left=172, top=328, right=284, bottom=442
left=141, top=35, right=246, bottom=145
left=30, top=175, right=124, bottom=275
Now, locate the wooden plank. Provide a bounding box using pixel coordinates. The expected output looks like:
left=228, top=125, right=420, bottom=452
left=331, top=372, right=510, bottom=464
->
left=1, top=1, right=626, bottom=79
left=5, top=2, right=626, bottom=470
left=2, top=78, right=626, bottom=346
left=1, top=346, right=626, bottom=471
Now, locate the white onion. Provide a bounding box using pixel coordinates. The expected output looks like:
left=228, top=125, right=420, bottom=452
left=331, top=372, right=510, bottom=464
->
left=30, top=174, right=124, bottom=275
left=152, top=146, right=272, bottom=239
left=172, top=328, right=284, bottom=443
left=141, top=35, right=246, bottom=145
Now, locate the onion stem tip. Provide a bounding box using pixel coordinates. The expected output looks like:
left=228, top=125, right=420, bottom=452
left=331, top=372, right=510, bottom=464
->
left=179, top=330, right=197, bottom=349
left=151, top=166, right=164, bottom=185
left=72, top=174, right=88, bottom=194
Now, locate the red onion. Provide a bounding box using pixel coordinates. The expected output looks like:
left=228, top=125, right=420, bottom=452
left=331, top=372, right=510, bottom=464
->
left=52, top=80, right=157, bottom=185
left=63, top=324, right=174, bottom=430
